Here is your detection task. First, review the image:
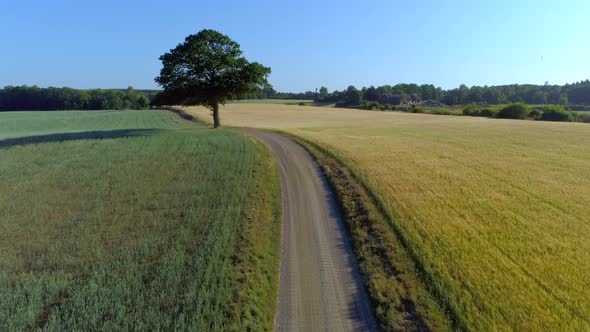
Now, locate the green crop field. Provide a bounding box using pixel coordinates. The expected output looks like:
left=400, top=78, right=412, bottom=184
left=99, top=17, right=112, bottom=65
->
left=0, top=110, right=280, bottom=330
left=185, top=103, right=590, bottom=330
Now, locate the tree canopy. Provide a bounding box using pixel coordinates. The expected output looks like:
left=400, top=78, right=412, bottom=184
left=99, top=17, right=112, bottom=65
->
left=154, top=29, right=271, bottom=127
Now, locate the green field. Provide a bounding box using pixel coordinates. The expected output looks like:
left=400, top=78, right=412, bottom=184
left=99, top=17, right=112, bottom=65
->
left=0, top=110, right=280, bottom=330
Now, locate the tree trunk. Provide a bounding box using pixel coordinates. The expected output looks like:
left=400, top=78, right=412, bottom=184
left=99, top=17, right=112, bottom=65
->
left=212, top=102, right=221, bottom=128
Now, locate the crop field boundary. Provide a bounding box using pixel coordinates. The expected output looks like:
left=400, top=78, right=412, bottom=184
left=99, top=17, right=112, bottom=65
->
left=279, top=130, right=463, bottom=331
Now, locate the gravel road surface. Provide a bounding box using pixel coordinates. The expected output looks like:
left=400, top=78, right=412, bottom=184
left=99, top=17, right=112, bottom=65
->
left=241, top=129, right=376, bottom=332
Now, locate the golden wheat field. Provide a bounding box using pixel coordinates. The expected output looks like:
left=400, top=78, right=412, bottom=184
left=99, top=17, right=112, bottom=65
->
left=184, top=104, right=590, bottom=330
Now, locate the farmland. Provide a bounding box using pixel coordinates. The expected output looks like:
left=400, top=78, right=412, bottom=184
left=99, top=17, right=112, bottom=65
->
left=184, top=103, right=590, bottom=330
left=0, top=110, right=280, bottom=330
left=230, top=99, right=314, bottom=105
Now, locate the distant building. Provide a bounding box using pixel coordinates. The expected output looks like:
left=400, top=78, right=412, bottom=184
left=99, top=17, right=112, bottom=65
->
left=378, top=93, right=422, bottom=105
left=379, top=94, right=402, bottom=105
left=408, top=94, right=422, bottom=104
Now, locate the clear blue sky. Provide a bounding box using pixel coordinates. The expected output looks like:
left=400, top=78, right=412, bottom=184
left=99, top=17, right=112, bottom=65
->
left=2, top=0, right=589, bottom=92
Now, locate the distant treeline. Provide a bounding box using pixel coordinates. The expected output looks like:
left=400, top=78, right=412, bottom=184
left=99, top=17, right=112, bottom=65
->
left=0, top=86, right=151, bottom=111
left=242, top=80, right=590, bottom=106
left=240, top=88, right=317, bottom=100
left=7, top=80, right=590, bottom=110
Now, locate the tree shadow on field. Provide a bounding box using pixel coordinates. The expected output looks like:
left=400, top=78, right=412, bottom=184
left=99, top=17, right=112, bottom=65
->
left=0, top=129, right=161, bottom=149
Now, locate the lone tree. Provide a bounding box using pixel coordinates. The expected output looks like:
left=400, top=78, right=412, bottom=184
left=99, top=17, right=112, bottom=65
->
left=154, top=29, right=271, bottom=128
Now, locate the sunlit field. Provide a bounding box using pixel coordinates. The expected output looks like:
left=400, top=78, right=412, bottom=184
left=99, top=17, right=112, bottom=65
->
left=184, top=103, right=590, bottom=330
left=0, top=110, right=280, bottom=330
left=230, top=99, right=313, bottom=105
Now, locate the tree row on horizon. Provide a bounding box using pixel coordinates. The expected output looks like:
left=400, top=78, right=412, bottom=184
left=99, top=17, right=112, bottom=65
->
left=243, top=79, right=590, bottom=107
left=0, top=86, right=151, bottom=111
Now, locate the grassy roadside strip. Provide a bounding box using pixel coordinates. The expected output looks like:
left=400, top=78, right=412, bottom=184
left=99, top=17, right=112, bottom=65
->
left=284, top=132, right=456, bottom=331
left=157, top=106, right=283, bottom=330
left=229, top=139, right=282, bottom=331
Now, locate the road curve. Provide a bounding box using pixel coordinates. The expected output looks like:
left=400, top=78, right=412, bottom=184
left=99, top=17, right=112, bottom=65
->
left=240, top=129, right=377, bottom=332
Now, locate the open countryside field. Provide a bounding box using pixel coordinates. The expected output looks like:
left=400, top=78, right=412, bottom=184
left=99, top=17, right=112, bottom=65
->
left=184, top=103, right=590, bottom=330
left=230, top=99, right=314, bottom=105
left=0, top=110, right=280, bottom=330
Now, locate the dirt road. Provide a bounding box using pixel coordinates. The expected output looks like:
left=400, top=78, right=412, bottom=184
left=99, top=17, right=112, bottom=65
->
left=241, top=129, right=376, bottom=332
left=162, top=108, right=202, bottom=127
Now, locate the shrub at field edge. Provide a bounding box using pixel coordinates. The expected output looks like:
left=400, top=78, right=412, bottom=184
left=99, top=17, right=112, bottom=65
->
left=497, top=102, right=530, bottom=119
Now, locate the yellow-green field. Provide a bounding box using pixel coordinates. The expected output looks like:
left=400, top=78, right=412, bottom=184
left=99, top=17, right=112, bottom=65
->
left=184, top=104, right=590, bottom=330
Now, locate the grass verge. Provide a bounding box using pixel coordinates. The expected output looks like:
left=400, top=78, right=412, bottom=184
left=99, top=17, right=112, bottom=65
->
left=230, top=139, right=281, bottom=331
